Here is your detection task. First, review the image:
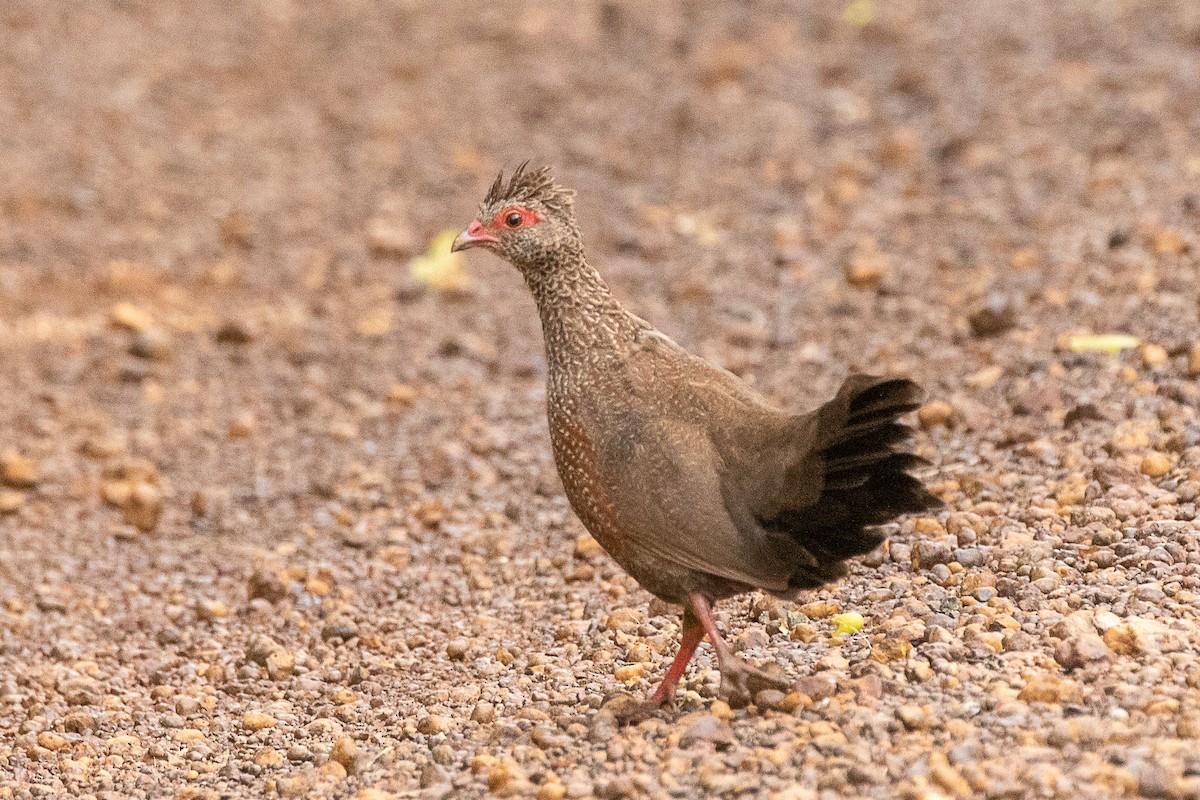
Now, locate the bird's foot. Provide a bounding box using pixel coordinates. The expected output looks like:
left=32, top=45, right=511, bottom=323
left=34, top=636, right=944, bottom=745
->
left=718, top=657, right=792, bottom=709
left=600, top=693, right=666, bottom=725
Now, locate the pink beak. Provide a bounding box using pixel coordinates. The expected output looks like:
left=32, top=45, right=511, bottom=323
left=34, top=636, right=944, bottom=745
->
left=451, top=220, right=499, bottom=252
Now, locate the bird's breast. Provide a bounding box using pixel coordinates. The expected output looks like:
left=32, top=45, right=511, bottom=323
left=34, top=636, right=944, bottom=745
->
left=545, top=398, right=637, bottom=563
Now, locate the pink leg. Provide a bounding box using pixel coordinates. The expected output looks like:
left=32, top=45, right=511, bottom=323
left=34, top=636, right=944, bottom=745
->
left=688, top=592, right=791, bottom=705
left=646, top=614, right=705, bottom=706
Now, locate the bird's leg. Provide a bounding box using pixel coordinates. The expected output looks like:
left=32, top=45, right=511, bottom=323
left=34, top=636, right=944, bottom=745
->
left=606, top=610, right=705, bottom=723
left=645, top=610, right=706, bottom=707
left=688, top=592, right=792, bottom=707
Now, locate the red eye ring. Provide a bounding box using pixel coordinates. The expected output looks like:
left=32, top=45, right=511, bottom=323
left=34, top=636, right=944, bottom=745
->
left=494, top=206, right=541, bottom=230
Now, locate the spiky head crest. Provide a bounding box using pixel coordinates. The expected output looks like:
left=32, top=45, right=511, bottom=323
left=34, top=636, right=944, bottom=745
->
left=455, top=161, right=584, bottom=271
left=481, top=162, right=575, bottom=217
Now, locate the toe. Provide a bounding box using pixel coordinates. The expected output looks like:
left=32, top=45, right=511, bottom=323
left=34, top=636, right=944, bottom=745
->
left=719, top=670, right=754, bottom=709
left=601, top=694, right=662, bottom=724
left=745, top=666, right=792, bottom=696
left=719, top=660, right=792, bottom=708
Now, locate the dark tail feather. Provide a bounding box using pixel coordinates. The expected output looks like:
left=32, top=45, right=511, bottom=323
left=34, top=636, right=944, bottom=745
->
left=765, top=375, right=942, bottom=592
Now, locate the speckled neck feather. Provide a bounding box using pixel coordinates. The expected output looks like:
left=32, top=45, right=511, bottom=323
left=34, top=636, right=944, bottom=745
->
left=520, top=240, right=644, bottom=373
left=479, top=163, right=644, bottom=369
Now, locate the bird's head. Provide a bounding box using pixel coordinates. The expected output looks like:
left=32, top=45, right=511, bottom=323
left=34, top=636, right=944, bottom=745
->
left=452, top=163, right=580, bottom=270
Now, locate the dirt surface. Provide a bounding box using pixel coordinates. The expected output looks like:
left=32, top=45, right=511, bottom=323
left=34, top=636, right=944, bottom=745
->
left=3, top=1, right=1200, bottom=798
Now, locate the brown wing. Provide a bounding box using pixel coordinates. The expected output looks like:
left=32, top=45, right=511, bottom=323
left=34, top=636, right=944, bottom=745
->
left=620, top=335, right=938, bottom=595
left=596, top=416, right=797, bottom=594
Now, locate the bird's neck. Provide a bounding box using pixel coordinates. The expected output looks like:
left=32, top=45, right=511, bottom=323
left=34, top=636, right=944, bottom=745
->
left=521, top=253, right=641, bottom=372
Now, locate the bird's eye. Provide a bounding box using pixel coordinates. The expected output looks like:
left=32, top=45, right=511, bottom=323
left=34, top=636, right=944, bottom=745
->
left=505, top=212, right=523, bottom=228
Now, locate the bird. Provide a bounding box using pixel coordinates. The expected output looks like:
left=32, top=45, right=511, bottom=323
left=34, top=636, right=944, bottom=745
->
left=452, top=163, right=941, bottom=715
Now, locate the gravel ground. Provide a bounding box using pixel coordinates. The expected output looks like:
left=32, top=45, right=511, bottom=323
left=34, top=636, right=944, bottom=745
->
left=2, top=1, right=1200, bottom=798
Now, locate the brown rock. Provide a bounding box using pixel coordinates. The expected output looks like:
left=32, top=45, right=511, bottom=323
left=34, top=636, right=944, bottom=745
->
left=1054, top=473, right=1089, bottom=507
left=242, top=711, right=276, bottom=731
left=368, top=217, right=417, bottom=258
left=0, top=490, right=24, bottom=514
left=574, top=534, right=605, bottom=560
left=1140, top=452, right=1171, bottom=478
left=1054, top=635, right=1109, bottom=670
left=1010, top=248, right=1041, bottom=271
left=896, top=704, right=933, bottom=730
left=0, top=450, right=38, bottom=488
left=678, top=713, right=735, bottom=748
left=219, top=210, right=254, bottom=250
left=248, top=570, right=290, bottom=603
left=254, top=747, right=283, bottom=766
left=1177, top=713, right=1200, bottom=739
left=355, top=790, right=398, bottom=800
left=879, top=128, right=919, bottom=167
left=1104, top=619, right=1166, bottom=656
left=912, top=540, right=952, bottom=569
left=387, top=383, right=418, bottom=407
left=124, top=481, right=163, bottom=532
left=794, top=675, right=837, bottom=700
left=266, top=650, right=295, bottom=681
left=329, top=735, right=359, bottom=773
left=417, top=715, right=454, bottom=735
left=796, top=600, right=840, bottom=619
left=471, top=702, right=496, bottom=723
left=1019, top=675, right=1082, bottom=704
left=1150, top=227, right=1189, bottom=255
left=130, top=327, right=172, bottom=361
left=917, top=400, right=954, bottom=429
left=753, top=689, right=788, bottom=710
left=1141, top=343, right=1169, bottom=368
left=486, top=761, right=528, bottom=796
left=844, top=238, right=889, bottom=288
left=36, top=731, right=70, bottom=751
left=968, top=295, right=1017, bottom=338
left=215, top=321, right=255, bottom=345
left=245, top=633, right=281, bottom=665
left=110, top=302, right=153, bottom=331
left=277, top=772, right=314, bottom=798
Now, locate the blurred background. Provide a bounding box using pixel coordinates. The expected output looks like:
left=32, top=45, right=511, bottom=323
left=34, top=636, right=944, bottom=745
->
left=2, top=2, right=1200, bottom=797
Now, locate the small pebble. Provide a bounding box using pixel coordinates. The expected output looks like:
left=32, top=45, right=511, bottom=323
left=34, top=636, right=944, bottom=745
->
left=896, top=705, right=932, bottom=730
left=918, top=400, right=954, bottom=428
left=130, top=327, right=172, bottom=360
left=1141, top=343, right=1169, bottom=368
left=329, top=735, right=359, bottom=773
left=1140, top=452, right=1171, bottom=478
left=255, top=747, right=283, bottom=766
left=417, top=715, right=454, bottom=735
left=678, top=713, right=735, bottom=748
left=0, top=490, right=24, bottom=514
left=241, top=712, right=276, bottom=731
left=912, top=540, right=952, bottom=569
left=1054, top=635, right=1109, bottom=669
left=0, top=450, right=38, bottom=488
left=754, top=689, right=788, bottom=710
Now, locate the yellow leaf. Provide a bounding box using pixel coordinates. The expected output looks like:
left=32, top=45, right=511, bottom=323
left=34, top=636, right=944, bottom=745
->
left=831, top=612, right=865, bottom=637
left=410, top=229, right=469, bottom=291
left=1067, top=334, right=1141, bottom=355
left=843, top=0, right=874, bottom=27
